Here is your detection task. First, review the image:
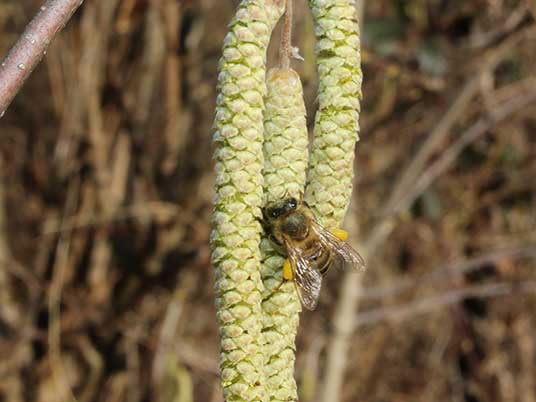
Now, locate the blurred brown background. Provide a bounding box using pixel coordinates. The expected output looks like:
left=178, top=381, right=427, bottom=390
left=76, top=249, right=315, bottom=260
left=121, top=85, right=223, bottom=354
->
left=1, top=1, right=535, bottom=401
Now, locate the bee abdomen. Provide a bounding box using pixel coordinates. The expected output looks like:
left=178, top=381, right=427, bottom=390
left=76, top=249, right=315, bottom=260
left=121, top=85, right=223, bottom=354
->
left=317, top=253, right=331, bottom=275
left=308, top=244, right=331, bottom=276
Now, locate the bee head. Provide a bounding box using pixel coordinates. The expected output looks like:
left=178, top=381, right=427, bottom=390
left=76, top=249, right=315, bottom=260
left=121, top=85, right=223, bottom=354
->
left=263, top=197, right=299, bottom=222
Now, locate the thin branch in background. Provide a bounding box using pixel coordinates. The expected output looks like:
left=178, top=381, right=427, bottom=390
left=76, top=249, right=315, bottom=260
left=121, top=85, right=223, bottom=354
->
left=397, top=80, right=536, bottom=211
left=384, top=77, right=480, bottom=214
left=41, top=201, right=182, bottom=235
left=354, top=281, right=536, bottom=328
left=0, top=0, right=85, bottom=117
left=48, top=178, right=80, bottom=402
left=0, top=160, right=22, bottom=328
left=161, top=0, right=184, bottom=174
left=466, top=0, right=532, bottom=49
left=152, top=274, right=191, bottom=392
left=360, top=244, right=536, bottom=301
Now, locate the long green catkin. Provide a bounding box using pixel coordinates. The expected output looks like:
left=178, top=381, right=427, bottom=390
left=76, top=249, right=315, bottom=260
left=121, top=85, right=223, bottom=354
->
left=305, top=0, right=362, bottom=229
left=210, top=1, right=284, bottom=401
left=261, top=67, right=309, bottom=401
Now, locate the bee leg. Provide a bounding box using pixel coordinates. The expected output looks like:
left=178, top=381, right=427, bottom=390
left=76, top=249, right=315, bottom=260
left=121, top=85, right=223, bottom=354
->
left=330, top=228, right=348, bottom=241
left=273, top=259, right=293, bottom=292
left=283, top=259, right=294, bottom=280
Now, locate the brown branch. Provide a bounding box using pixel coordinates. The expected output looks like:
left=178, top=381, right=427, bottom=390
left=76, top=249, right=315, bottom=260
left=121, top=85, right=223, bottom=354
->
left=0, top=0, right=85, bottom=117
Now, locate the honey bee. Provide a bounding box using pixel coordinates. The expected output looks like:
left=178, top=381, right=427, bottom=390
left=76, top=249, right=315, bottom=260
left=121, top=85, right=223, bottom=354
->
left=263, top=196, right=366, bottom=310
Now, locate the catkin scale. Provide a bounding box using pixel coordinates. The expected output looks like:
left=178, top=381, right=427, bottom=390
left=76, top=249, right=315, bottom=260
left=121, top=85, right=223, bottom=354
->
left=211, top=1, right=285, bottom=401
left=261, top=67, right=308, bottom=401
left=305, top=0, right=362, bottom=229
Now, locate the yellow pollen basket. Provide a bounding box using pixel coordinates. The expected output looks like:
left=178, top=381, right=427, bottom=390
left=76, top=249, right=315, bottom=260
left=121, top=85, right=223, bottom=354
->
left=330, top=228, right=348, bottom=241
left=282, top=229, right=349, bottom=280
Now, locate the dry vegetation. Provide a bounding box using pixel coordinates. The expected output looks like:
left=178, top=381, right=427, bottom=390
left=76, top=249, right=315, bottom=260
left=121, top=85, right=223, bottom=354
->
left=0, top=1, right=535, bottom=402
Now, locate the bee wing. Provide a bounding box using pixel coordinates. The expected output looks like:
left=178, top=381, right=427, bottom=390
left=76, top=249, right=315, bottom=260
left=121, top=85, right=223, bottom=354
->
left=283, top=237, right=322, bottom=311
left=310, top=221, right=367, bottom=273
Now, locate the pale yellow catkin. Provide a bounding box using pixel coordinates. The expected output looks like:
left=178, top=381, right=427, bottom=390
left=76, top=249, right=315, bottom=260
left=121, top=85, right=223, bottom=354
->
left=211, top=1, right=285, bottom=401
left=261, top=67, right=309, bottom=402
left=305, top=0, right=363, bottom=229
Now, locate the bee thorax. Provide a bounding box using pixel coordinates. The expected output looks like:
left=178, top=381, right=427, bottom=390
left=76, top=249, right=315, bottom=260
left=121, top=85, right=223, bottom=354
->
left=280, top=213, right=308, bottom=239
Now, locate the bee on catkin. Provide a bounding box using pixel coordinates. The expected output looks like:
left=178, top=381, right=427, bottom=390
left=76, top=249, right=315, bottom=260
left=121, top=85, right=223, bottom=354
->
left=263, top=195, right=365, bottom=310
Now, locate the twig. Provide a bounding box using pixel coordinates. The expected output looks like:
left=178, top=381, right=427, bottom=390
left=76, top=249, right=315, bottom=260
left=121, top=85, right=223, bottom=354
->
left=48, top=178, right=80, bottom=402
left=514, top=314, right=536, bottom=402
left=76, top=335, right=103, bottom=402
left=300, top=336, right=325, bottom=402
left=0, top=0, right=85, bottom=117
left=279, top=0, right=293, bottom=69
left=161, top=0, right=184, bottom=174
left=466, top=0, right=531, bottom=49
left=173, top=344, right=220, bottom=375
left=131, top=4, right=165, bottom=126
left=152, top=273, right=196, bottom=394
left=0, top=164, right=23, bottom=328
